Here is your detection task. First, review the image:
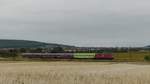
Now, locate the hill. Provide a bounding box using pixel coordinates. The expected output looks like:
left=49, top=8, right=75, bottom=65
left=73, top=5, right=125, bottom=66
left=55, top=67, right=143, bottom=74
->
left=0, top=39, right=75, bottom=48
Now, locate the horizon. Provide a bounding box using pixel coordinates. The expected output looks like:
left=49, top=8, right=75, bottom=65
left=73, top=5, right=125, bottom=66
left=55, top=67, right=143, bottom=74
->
left=0, top=39, right=148, bottom=47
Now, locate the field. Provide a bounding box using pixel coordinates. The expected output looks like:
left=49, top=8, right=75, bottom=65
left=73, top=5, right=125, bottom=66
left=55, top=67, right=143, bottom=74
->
left=0, top=62, right=150, bottom=84
left=113, top=52, right=150, bottom=61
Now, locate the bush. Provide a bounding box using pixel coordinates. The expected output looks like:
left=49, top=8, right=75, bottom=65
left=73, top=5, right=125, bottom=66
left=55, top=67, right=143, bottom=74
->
left=144, top=56, right=150, bottom=61
left=0, top=52, right=18, bottom=58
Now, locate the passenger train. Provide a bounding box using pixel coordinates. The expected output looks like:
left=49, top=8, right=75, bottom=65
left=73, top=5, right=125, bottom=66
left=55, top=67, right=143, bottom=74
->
left=22, top=53, right=114, bottom=60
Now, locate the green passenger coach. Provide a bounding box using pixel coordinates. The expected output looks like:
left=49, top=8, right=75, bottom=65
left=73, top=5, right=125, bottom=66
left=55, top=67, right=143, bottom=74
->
left=73, top=53, right=96, bottom=59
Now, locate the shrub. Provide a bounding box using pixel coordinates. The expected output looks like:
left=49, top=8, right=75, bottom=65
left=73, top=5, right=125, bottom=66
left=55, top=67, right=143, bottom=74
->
left=144, top=55, right=150, bottom=61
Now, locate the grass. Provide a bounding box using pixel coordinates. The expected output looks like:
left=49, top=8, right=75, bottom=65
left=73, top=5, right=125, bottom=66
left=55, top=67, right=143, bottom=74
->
left=113, top=52, right=150, bottom=61
left=0, top=62, right=149, bottom=84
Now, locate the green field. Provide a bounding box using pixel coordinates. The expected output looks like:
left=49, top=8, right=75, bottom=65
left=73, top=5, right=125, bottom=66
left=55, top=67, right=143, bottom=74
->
left=113, top=52, right=150, bottom=61
left=0, top=52, right=150, bottom=62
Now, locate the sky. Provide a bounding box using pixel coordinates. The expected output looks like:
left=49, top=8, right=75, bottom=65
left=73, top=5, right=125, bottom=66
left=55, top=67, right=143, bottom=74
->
left=0, top=0, right=150, bottom=47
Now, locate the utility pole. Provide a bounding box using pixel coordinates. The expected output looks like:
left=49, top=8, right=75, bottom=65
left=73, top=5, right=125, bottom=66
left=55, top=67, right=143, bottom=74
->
left=128, top=46, right=132, bottom=61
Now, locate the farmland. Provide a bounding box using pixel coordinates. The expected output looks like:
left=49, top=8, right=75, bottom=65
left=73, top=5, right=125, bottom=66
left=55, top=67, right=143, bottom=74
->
left=0, top=62, right=150, bottom=84
left=113, top=52, right=150, bottom=61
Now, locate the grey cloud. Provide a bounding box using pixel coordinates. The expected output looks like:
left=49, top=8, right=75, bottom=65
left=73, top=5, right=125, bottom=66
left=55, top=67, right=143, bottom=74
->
left=0, top=0, right=150, bottom=47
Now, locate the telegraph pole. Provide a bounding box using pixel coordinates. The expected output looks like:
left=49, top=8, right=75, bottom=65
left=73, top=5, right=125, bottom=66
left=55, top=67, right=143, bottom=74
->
left=128, top=46, right=132, bottom=61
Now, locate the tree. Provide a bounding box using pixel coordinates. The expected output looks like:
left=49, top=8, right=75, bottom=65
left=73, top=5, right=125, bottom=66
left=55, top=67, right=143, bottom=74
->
left=51, top=47, right=64, bottom=53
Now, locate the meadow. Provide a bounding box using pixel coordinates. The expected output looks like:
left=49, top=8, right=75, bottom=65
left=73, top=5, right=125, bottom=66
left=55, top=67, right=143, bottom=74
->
left=113, top=52, right=150, bottom=61
left=0, top=62, right=150, bottom=84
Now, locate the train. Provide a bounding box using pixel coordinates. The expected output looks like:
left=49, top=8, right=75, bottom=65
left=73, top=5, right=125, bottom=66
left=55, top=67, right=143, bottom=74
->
left=22, top=53, right=114, bottom=60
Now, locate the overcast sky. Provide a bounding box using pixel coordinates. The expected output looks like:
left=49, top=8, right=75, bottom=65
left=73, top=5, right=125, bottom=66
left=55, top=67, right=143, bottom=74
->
left=0, top=0, right=150, bottom=47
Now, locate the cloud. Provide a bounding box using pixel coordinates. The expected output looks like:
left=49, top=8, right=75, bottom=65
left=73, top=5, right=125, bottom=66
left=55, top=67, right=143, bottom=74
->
left=0, top=0, right=150, bottom=47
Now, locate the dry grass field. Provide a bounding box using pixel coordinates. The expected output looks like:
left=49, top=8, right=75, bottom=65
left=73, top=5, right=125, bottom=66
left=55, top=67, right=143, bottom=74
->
left=0, top=62, right=150, bottom=84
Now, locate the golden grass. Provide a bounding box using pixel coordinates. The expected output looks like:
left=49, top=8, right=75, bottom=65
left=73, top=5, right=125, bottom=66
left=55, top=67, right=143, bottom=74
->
left=0, top=62, right=149, bottom=84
